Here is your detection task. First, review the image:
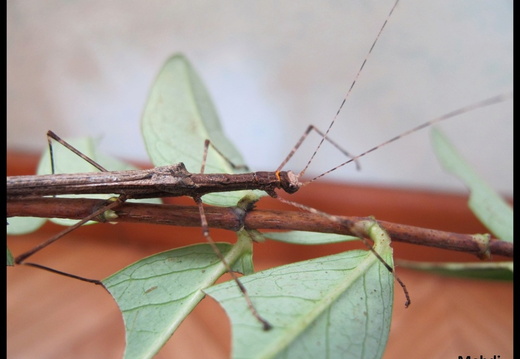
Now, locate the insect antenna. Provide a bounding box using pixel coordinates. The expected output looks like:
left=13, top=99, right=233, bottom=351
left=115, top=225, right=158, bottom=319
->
left=272, top=0, right=411, bottom=306
left=307, top=92, right=512, bottom=184
left=294, top=0, right=401, bottom=180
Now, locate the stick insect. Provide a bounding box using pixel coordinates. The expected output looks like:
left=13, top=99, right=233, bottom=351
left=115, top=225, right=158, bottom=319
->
left=7, top=88, right=508, bottom=310
left=7, top=0, right=511, bottom=351
left=7, top=0, right=389, bottom=330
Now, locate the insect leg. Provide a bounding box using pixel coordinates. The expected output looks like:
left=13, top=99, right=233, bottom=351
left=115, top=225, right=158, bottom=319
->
left=194, top=195, right=272, bottom=330
left=47, top=130, right=109, bottom=173
left=200, top=139, right=249, bottom=174
left=17, top=132, right=131, bottom=282
left=14, top=196, right=125, bottom=285
left=278, top=1, right=401, bottom=177
left=274, top=194, right=410, bottom=308
left=275, top=124, right=361, bottom=175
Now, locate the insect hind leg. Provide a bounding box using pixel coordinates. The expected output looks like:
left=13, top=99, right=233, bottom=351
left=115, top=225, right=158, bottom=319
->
left=21, top=262, right=104, bottom=286
left=17, top=131, right=130, bottom=283
left=46, top=130, right=109, bottom=173
left=14, top=197, right=125, bottom=286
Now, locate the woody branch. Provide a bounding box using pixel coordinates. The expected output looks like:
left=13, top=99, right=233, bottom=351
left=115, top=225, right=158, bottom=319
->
left=7, top=197, right=512, bottom=258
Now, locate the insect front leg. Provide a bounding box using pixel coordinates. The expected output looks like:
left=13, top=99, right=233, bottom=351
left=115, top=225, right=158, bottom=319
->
left=276, top=124, right=361, bottom=177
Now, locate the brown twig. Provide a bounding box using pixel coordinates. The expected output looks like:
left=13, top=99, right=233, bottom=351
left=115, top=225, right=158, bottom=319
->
left=7, top=197, right=513, bottom=258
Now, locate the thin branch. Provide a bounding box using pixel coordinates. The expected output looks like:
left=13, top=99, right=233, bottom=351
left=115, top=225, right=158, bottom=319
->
left=7, top=197, right=513, bottom=258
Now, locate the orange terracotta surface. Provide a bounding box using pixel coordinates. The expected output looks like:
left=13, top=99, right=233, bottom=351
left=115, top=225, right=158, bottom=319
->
left=7, top=152, right=512, bottom=358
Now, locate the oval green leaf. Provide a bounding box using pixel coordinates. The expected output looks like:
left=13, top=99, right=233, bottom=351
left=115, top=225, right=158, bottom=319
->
left=397, top=259, right=513, bottom=281
left=431, top=128, right=513, bottom=242
left=205, top=222, right=394, bottom=359
left=264, top=230, right=359, bottom=245
left=6, top=247, right=14, bottom=266
left=7, top=216, right=47, bottom=236
left=141, top=54, right=264, bottom=206
left=103, top=239, right=254, bottom=359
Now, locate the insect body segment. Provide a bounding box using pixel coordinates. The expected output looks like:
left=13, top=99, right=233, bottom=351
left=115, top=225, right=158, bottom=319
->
left=7, top=166, right=302, bottom=199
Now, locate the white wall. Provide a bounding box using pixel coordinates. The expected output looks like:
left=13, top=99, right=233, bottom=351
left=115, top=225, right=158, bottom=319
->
left=7, top=0, right=512, bottom=197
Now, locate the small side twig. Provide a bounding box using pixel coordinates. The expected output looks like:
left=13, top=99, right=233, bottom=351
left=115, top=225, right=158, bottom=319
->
left=7, top=197, right=513, bottom=258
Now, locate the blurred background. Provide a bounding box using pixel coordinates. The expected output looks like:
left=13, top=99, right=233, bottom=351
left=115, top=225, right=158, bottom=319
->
left=7, top=0, right=512, bottom=196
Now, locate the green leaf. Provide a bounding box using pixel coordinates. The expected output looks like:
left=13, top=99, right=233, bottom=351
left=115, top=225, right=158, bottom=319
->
left=205, top=220, right=394, bottom=359
left=7, top=216, right=46, bottom=235
left=431, top=128, right=513, bottom=242
left=141, top=54, right=264, bottom=206
left=397, top=260, right=513, bottom=281
left=103, top=236, right=254, bottom=359
left=264, top=231, right=359, bottom=245
left=6, top=247, right=14, bottom=266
